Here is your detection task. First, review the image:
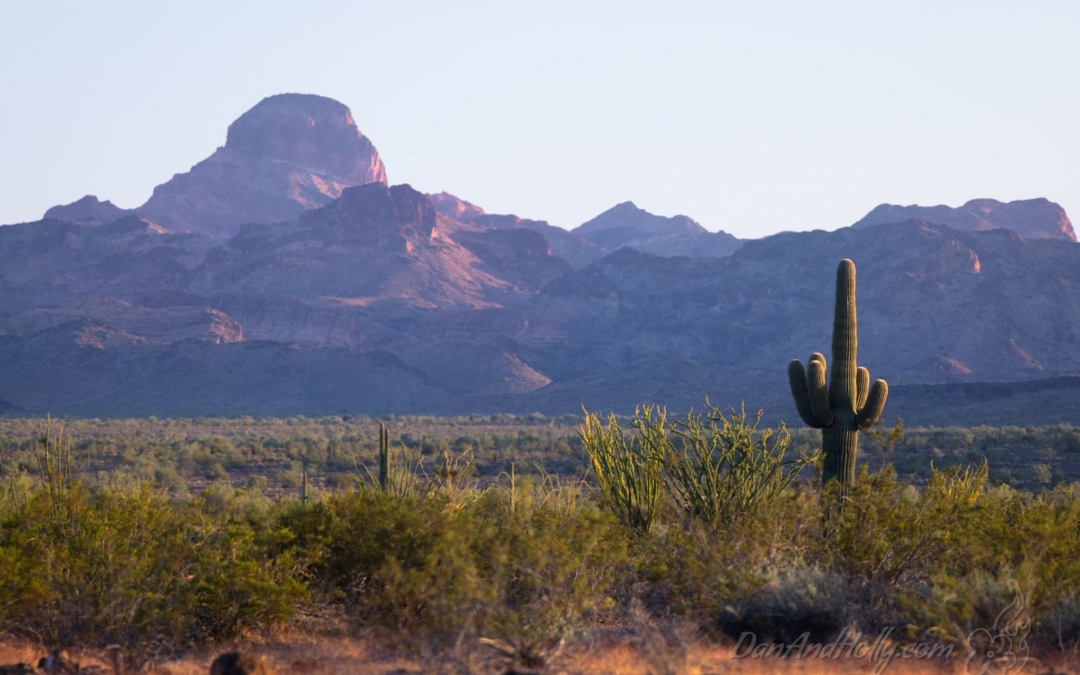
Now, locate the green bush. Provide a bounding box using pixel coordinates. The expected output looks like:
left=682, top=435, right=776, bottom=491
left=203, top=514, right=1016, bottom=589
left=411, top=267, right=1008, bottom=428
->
left=0, top=481, right=308, bottom=668
left=579, top=407, right=667, bottom=534
left=667, top=404, right=815, bottom=529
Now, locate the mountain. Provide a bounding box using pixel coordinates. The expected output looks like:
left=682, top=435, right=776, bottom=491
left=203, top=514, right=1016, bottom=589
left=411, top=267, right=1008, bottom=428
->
left=0, top=180, right=575, bottom=413
left=485, top=218, right=1080, bottom=419
left=44, top=195, right=132, bottom=225
left=7, top=93, right=1080, bottom=424
left=0, top=214, right=212, bottom=319
left=573, top=201, right=743, bottom=258
left=7, top=197, right=1079, bottom=422
left=428, top=192, right=604, bottom=268
left=531, top=219, right=1080, bottom=381
left=135, top=93, right=387, bottom=237
left=0, top=323, right=451, bottom=417
left=428, top=194, right=742, bottom=267
left=852, top=198, right=1076, bottom=241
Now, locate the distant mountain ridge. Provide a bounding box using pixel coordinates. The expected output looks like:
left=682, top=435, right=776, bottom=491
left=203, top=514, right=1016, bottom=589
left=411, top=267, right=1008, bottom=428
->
left=4, top=93, right=1079, bottom=424
left=44, top=195, right=132, bottom=226
left=852, top=198, right=1076, bottom=241
left=573, top=201, right=743, bottom=259
left=428, top=193, right=742, bottom=266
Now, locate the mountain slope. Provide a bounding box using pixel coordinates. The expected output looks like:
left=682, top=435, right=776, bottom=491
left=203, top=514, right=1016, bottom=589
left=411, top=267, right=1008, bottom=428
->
left=521, top=220, right=1080, bottom=403
left=137, top=93, right=387, bottom=237
left=428, top=192, right=604, bottom=268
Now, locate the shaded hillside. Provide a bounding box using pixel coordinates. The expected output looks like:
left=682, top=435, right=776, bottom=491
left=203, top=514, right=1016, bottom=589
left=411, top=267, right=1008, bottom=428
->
left=526, top=220, right=1080, bottom=388
left=0, top=321, right=450, bottom=417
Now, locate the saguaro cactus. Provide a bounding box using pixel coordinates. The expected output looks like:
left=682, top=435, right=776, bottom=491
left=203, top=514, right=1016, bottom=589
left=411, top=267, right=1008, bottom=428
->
left=378, top=422, right=390, bottom=490
left=788, top=259, right=888, bottom=488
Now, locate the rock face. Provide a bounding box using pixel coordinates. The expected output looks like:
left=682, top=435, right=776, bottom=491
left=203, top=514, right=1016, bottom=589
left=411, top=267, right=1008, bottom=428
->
left=1, top=297, right=243, bottom=344
left=209, top=182, right=523, bottom=308
left=572, top=201, right=743, bottom=259
left=428, top=192, right=604, bottom=268
left=43, top=195, right=132, bottom=225
left=852, top=198, right=1077, bottom=241
left=138, top=94, right=386, bottom=237
left=514, top=217, right=1080, bottom=416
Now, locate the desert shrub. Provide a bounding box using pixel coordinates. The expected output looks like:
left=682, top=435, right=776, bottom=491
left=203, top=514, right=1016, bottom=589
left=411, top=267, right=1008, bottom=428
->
left=911, top=482, right=1080, bottom=649
left=717, top=565, right=856, bottom=643
left=667, top=404, right=816, bottom=529
left=638, top=520, right=769, bottom=623
left=581, top=402, right=814, bottom=534
left=0, top=479, right=308, bottom=667
left=1, top=412, right=1079, bottom=659
left=309, top=491, right=490, bottom=631
left=819, top=462, right=987, bottom=590
left=580, top=407, right=666, bottom=533
left=474, top=479, right=630, bottom=646
left=286, top=473, right=632, bottom=644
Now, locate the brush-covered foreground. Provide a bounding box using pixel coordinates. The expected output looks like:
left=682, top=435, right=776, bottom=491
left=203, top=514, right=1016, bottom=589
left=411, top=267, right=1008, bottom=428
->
left=11, top=633, right=1069, bottom=675
left=0, top=408, right=1077, bottom=673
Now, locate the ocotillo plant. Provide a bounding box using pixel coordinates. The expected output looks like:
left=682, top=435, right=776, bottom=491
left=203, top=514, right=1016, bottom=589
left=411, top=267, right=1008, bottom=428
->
left=788, top=259, right=888, bottom=488
left=379, top=421, right=390, bottom=490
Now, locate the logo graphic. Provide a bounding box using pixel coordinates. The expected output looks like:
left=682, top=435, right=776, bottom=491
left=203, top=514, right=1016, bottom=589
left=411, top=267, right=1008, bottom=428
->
left=964, top=583, right=1031, bottom=675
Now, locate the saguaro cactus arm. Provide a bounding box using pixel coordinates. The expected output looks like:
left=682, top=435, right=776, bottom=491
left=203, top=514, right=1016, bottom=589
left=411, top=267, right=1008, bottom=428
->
left=807, top=355, right=833, bottom=426
left=856, top=379, right=888, bottom=429
left=856, top=366, right=870, bottom=411
left=788, top=352, right=836, bottom=429
left=788, top=360, right=821, bottom=428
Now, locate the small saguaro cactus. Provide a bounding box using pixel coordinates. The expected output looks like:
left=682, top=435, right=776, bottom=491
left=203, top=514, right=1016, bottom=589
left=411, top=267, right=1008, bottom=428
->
left=788, top=259, right=888, bottom=488
left=378, top=422, right=390, bottom=490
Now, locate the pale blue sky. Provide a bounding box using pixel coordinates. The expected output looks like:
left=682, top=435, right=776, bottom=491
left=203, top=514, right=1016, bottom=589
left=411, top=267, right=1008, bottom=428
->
left=1, top=1, right=1078, bottom=238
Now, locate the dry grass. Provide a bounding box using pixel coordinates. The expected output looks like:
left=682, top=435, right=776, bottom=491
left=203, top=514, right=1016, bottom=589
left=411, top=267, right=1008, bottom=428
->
left=5, top=632, right=1076, bottom=675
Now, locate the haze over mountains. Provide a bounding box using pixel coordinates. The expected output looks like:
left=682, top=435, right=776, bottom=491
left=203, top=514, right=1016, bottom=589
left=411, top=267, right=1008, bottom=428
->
left=2, top=93, right=1079, bottom=424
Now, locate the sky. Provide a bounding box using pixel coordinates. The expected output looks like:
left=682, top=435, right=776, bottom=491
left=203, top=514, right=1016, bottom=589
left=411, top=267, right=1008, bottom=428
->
left=1, top=1, right=1078, bottom=239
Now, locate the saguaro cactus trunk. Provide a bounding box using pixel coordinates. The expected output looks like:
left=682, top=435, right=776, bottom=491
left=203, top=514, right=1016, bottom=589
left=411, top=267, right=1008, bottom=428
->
left=788, top=259, right=888, bottom=488
left=378, top=422, right=390, bottom=490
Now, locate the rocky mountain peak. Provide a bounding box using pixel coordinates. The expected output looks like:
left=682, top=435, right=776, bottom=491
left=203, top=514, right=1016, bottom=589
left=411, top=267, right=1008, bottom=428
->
left=44, top=195, right=131, bottom=225
left=576, top=201, right=708, bottom=237
left=299, top=182, right=436, bottom=240
left=428, top=192, right=487, bottom=223
left=135, top=94, right=387, bottom=238
left=852, top=198, right=1077, bottom=242
left=224, top=93, right=387, bottom=185
left=571, top=201, right=742, bottom=260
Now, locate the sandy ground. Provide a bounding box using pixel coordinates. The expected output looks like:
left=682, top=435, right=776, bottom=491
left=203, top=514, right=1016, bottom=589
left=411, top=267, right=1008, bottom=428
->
left=0, top=634, right=1074, bottom=675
